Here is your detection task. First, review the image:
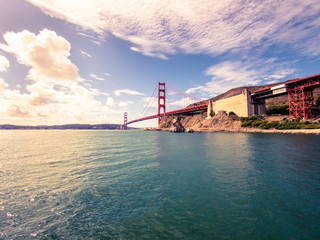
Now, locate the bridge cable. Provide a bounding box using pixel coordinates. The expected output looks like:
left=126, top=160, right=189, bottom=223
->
left=166, top=84, right=203, bottom=102
left=138, top=84, right=158, bottom=118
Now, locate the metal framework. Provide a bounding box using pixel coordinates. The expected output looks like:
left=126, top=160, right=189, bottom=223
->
left=158, top=82, right=166, bottom=125
left=250, top=73, right=320, bottom=121
left=286, top=74, right=320, bottom=120
left=288, top=87, right=314, bottom=120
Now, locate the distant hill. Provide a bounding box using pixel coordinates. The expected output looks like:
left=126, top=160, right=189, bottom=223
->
left=0, top=124, right=125, bottom=130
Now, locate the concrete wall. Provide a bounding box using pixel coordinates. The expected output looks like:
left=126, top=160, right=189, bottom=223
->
left=207, top=89, right=266, bottom=117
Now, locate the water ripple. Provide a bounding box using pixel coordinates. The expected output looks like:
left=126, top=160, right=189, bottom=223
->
left=0, top=130, right=319, bottom=239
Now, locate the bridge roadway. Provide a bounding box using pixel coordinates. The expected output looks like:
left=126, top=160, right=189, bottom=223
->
left=250, top=73, right=320, bottom=100
left=126, top=103, right=208, bottom=125
left=125, top=73, right=320, bottom=126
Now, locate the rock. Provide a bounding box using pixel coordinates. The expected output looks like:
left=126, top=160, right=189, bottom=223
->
left=170, top=121, right=185, bottom=132
left=185, top=128, right=194, bottom=133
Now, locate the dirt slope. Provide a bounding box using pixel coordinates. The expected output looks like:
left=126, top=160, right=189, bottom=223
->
left=159, top=111, right=241, bottom=132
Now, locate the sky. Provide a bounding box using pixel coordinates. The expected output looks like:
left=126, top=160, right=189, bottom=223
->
left=0, top=0, right=320, bottom=127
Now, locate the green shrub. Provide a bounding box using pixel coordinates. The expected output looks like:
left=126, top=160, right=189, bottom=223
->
left=241, top=115, right=320, bottom=130
left=266, top=105, right=289, bottom=115
left=302, top=124, right=320, bottom=129
left=269, top=121, right=279, bottom=128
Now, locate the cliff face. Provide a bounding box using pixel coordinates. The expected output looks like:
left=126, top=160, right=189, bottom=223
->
left=159, top=111, right=242, bottom=132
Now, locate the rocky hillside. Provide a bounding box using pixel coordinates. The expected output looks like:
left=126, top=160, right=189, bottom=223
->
left=159, top=111, right=242, bottom=132
left=158, top=81, right=320, bottom=132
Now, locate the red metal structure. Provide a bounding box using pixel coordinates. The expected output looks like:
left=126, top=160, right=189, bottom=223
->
left=251, top=73, right=320, bottom=120
left=158, top=82, right=166, bottom=125
left=123, top=82, right=207, bottom=127
left=123, top=112, right=128, bottom=129
left=286, top=74, right=320, bottom=120
left=125, top=103, right=208, bottom=126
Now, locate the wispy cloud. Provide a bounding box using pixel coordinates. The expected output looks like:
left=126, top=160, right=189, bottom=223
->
left=0, top=55, right=9, bottom=72
left=119, top=101, right=134, bottom=107
left=27, top=0, right=320, bottom=59
left=80, top=50, right=92, bottom=58
left=90, top=73, right=104, bottom=81
left=114, top=89, right=144, bottom=96
left=104, top=72, right=111, bottom=77
left=186, top=59, right=297, bottom=97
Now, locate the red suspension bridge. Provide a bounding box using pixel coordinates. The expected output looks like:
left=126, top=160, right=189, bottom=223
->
left=122, top=82, right=208, bottom=129
left=122, top=73, right=320, bottom=129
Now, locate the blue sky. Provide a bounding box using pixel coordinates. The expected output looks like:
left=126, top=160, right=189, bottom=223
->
left=0, top=0, right=319, bottom=127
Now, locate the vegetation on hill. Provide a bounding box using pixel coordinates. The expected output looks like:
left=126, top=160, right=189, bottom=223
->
left=240, top=115, right=320, bottom=130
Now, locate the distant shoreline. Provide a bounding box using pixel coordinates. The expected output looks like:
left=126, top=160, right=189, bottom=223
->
left=0, top=124, right=122, bottom=130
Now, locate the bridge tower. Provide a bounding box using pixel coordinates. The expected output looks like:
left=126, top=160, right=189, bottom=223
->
left=288, top=87, right=314, bottom=120
left=158, top=82, right=166, bottom=126
left=123, top=112, right=128, bottom=130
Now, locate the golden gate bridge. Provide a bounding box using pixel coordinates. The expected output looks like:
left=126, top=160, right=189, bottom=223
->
left=122, top=82, right=208, bottom=129
left=122, top=73, right=320, bottom=129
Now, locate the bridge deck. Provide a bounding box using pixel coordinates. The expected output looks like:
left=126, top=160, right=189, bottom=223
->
left=126, top=103, right=208, bottom=125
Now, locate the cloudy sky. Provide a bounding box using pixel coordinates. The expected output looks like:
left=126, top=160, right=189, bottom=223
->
left=0, top=0, right=319, bottom=127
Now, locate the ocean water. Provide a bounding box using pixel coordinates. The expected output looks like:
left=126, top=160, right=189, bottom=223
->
left=0, top=130, right=319, bottom=239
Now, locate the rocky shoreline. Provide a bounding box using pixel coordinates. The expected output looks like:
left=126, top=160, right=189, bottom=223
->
left=155, top=127, right=320, bottom=135
left=153, top=111, right=320, bottom=135
left=194, top=128, right=320, bottom=135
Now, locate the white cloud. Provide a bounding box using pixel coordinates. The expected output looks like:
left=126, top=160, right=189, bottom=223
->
left=27, top=0, right=320, bottom=59
left=140, top=97, right=157, bottom=108
left=90, top=73, right=104, bottom=81
left=202, top=61, right=262, bottom=95
left=91, top=40, right=102, bottom=46
left=1, top=29, right=79, bottom=83
left=0, top=78, right=8, bottom=91
left=118, top=101, right=134, bottom=107
left=0, top=29, right=122, bottom=125
left=104, top=72, right=111, bottom=77
left=106, top=97, right=114, bottom=107
left=0, top=55, right=9, bottom=72
left=77, top=32, right=104, bottom=43
left=167, top=98, right=197, bottom=108
left=114, top=89, right=144, bottom=96
left=80, top=50, right=92, bottom=58
left=185, top=86, right=203, bottom=94
left=186, top=59, right=297, bottom=96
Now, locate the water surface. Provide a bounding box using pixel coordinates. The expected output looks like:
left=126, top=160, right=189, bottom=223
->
left=0, top=130, right=319, bottom=239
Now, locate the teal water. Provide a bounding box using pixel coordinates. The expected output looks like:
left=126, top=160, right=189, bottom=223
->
left=0, top=130, right=319, bottom=239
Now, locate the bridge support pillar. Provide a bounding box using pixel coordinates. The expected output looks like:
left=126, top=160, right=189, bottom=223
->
left=158, top=82, right=166, bottom=126
left=288, top=87, right=314, bottom=120
left=207, top=99, right=214, bottom=118
left=252, top=99, right=266, bottom=116
left=123, top=112, right=128, bottom=130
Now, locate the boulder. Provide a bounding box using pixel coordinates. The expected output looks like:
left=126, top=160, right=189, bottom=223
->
left=185, top=128, right=194, bottom=133
left=170, top=120, right=185, bottom=132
